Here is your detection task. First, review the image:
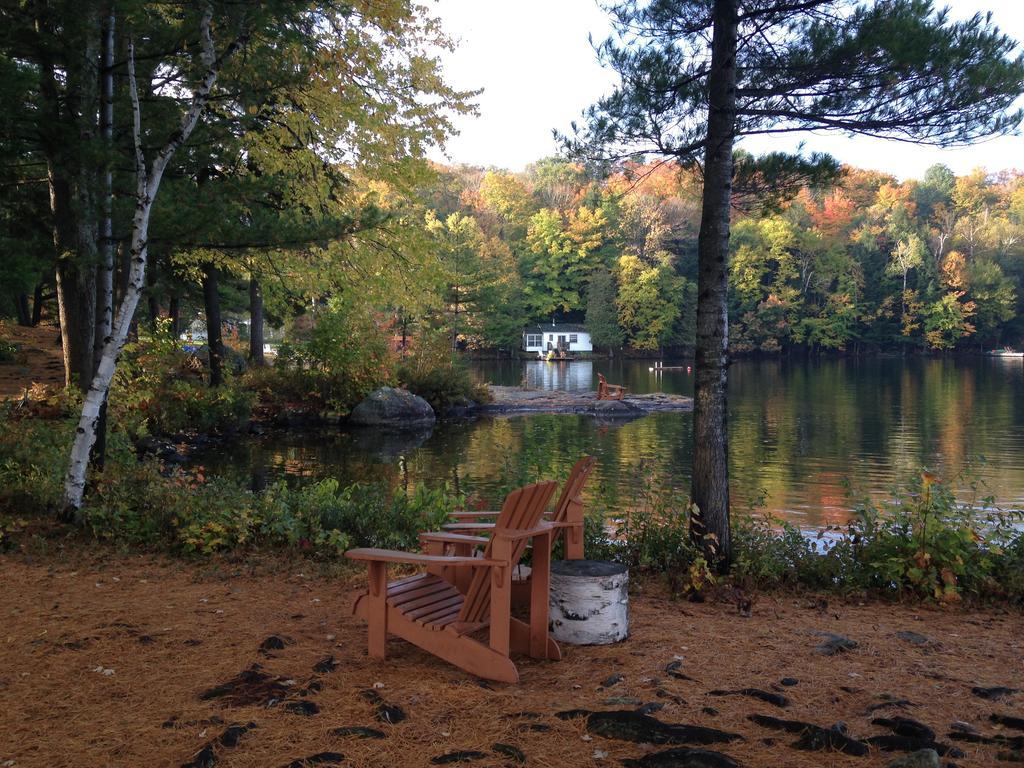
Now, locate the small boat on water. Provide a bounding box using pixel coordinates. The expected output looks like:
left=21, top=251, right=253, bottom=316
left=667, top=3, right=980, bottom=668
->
left=649, top=363, right=692, bottom=372
left=988, top=348, right=1024, bottom=358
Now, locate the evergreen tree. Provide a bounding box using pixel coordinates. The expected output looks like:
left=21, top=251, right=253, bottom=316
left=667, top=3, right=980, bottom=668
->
left=585, top=268, right=624, bottom=355
left=575, top=0, right=1024, bottom=569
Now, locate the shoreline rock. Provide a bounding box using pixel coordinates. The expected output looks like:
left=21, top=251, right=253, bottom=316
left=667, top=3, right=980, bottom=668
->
left=348, top=387, right=436, bottom=430
left=477, top=386, right=692, bottom=418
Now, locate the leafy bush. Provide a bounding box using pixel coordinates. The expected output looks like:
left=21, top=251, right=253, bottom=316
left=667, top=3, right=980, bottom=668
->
left=2, top=411, right=1020, bottom=604
left=257, top=300, right=395, bottom=412
left=842, top=472, right=1023, bottom=602
left=0, top=412, right=460, bottom=557
left=0, top=336, right=18, bottom=363
left=112, top=322, right=254, bottom=436
left=580, top=466, right=1023, bottom=603
left=396, top=329, right=489, bottom=411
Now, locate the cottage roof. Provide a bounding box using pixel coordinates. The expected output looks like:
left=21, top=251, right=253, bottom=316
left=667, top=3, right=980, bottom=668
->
left=523, top=324, right=588, bottom=335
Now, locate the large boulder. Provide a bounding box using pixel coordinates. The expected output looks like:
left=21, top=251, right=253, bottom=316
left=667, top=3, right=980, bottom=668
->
left=349, top=387, right=435, bottom=429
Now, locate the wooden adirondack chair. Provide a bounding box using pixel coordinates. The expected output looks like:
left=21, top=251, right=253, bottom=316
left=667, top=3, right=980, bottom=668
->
left=346, top=481, right=559, bottom=684
left=597, top=373, right=627, bottom=400
left=441, top=456, right=595, bottom=562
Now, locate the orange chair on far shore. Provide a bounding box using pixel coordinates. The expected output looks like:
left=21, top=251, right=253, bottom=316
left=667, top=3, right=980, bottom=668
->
left=597, top=373, right=627, bottom=400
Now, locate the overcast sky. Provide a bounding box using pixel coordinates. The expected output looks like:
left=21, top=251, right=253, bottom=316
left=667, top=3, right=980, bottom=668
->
left=426, top=0, right=1024, bottom=180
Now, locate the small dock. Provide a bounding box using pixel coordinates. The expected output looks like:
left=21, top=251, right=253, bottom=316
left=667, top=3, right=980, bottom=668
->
left=477, top=386, right=693, bottom=419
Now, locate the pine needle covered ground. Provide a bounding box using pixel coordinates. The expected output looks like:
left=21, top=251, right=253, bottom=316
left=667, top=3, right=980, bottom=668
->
left=0, top=550, right=1021, bottom=767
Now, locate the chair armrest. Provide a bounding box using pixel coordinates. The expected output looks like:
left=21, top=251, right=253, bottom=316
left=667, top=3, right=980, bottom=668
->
left=493, top=521, right=557, bottom=542
left=345, top=548, right=500, bottom=567
left=449, top=510, right=500, bottom=520
left=442, top=522, right=497, bottom=532
left=419, top=532, right=489, bottom=545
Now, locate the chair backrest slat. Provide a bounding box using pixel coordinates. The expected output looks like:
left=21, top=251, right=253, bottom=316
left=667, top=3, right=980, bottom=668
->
left=458, top=480, right=557, bottom=623
left=551, top=456, right=596, bottom=524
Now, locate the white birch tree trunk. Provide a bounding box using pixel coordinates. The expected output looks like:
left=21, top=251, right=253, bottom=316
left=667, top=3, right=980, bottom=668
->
left=62, top=8, right=235, bottom=517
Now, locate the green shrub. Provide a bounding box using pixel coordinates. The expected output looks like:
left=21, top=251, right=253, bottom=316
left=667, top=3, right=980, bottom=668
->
left=0, top=413, right=462, bottom=557
left=580, top=466, right=1023, bottom=603
left=396, top=329, right=489, bottom=411
left=0, top=337, right=18, bottom=363
left=257, top=300, right=395, bottom=412
left=111, top=322, right=254, bottom=436
left=843, top=472, right=1023, bottom=602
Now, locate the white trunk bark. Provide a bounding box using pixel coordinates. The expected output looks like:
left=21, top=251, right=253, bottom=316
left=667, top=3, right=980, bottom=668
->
left=62, top=8, right=233, bottom=516
left=549, top=560, right=629, bottom=645
left=95, top=7, right=115, bottom=359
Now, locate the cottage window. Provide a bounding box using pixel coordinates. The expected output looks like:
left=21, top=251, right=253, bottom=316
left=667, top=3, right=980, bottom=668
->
left=569, top=334, right=578, bottom=343
left=526, top=334, right=542, bottom=347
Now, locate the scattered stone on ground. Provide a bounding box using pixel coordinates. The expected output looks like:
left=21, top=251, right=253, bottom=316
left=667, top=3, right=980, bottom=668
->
left=518, top=722, right=551, bottom=732
left=971, top=686, right=1019, bottom=701
left=312, top=656, right=337, bottom=674
left=748, top=714, right=868, bottom=756
left=180, top=722, right=256, bottom=768
left=639, top=702, right=666, bottom=715
left=872, top=716, right=936, bottom=741
left=947, top=730, right=1024, bottom=749
left=281, top=699, right=319, bottom=716
left=883, top=749, right=940, bottom=768
left=656, top=688, right=687, bottom=705
left=865, top=695, right=917, bottom=714
left=895, top=631, right=937, bottom=647
left=359, top=689, right=407, bottom=724
left=586, top=711, right=743, bottom=745
left=779, top=678, right=799, bottom=687
left=620, top=747, right=740, bottom=768
left=863, top=735, right=963, bottom=757
left=259, top=635, right=293, bottom=656
left=708, top=688, right=790, bottom=708
left=814, top=631, right=859, bottom=655
left=429, top=750, right=488, bottom=764
left=276, top=752, right=345, bottom=768
left=600, top=673, right=624, bottom=689
left=665, top=660, right=697, bottom=682
left=198, top=664, right=292, bottom=707
left=992, top=713, right=1024, bottom=731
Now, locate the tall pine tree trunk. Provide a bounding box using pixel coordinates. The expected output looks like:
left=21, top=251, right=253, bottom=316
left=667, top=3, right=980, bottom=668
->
left=15, top=294, right=31, bottom=326
left=42, top=8, right=101, bottom=392
left=203, top=262, right=224, bottom=387
left=55, top=228, right=98, bottom=390
left=249, top=275, right=265, bottom=366
left=690, top=0, right=738, bottom=571
left=94, top=7, right=115, bottom=364
left=92, top=6, right=116, bottom=472
left=147, top=262, right=161, bottom=328
left=31, top=281, right=46, bottom=326
left=169, top=294, right=181, bottom=338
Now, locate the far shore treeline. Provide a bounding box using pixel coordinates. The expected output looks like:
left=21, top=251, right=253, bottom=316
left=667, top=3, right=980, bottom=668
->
left=415, top=159, right=1024, bottom=356
left=5, top=157, right=1023, bottom=360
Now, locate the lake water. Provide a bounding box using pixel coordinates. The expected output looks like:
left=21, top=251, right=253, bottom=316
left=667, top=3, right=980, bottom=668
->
left=197, top=357, right=1024, bottom=528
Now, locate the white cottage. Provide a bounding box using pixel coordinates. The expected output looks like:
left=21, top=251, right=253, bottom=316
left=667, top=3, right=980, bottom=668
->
left=522, top=323, right=593, bottom=354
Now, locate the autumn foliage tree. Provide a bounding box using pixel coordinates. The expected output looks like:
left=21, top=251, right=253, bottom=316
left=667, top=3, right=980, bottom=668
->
left=574, top=0, right=1024, bottom=569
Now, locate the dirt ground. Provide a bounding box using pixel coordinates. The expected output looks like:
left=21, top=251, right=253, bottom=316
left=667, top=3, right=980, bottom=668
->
left=0, top=323, right=65, bottom=399
left=0, top=551, right=1021, bottom=768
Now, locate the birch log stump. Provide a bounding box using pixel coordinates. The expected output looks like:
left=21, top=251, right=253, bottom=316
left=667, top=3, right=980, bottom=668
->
left=549, top=560, right=628, bottom=645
